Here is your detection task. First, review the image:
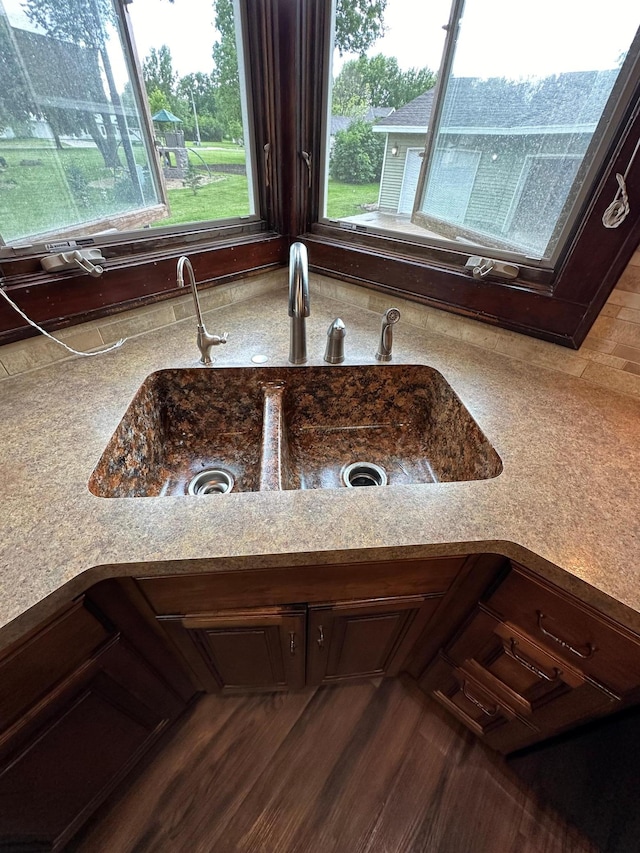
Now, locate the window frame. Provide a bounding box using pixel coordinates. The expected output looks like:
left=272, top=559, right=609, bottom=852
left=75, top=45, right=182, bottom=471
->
left=304, top=0, right=640, bottom=347
left=0, top=0, right=638, bottom=350
left=0, top=0, right=286, bottom=345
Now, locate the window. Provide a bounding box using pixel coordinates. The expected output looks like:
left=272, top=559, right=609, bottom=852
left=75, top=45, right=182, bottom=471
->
left=0, top=0, right=257, bottom=249
left=1, top=0, right=639, bottom=350
left=311, top=0, right=640, bottom=344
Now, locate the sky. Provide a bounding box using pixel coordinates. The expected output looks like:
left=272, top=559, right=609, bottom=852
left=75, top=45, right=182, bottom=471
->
left=2, top=0, right=639, bottom=82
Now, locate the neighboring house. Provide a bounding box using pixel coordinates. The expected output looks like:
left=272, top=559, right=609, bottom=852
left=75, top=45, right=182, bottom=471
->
left=3, top=26, right=142, bottom=149
left=373, top=71, right=617, bottom=256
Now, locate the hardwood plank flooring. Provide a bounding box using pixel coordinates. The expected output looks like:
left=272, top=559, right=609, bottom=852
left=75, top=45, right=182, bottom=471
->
left=73, top=679, right=601, bottom=853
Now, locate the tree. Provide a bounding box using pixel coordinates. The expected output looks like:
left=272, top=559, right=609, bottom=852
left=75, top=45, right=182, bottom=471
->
left=333, top=54, right=436, bottom=114
left=0, top=15, right=38, bottom=133
left=211, top=0, right=242, bottom=139
left=143, top=45, right=177, bottom=101
left=334, top=0, right=387, bottom=56
left=330, top=119, right=385, bottom=184
left=147, top=88, right=171, bottom=117
left=22, top=0, right=141, bottom=191
left=176, top=72, right=217, bottom=118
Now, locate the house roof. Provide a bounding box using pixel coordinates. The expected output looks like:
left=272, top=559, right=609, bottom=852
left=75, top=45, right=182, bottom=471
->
left=330, top=107, right=395, bottom=136
left=374, top=90, right=435, bottom=132
left=364, top=106, right=395, bottom=121
left=373, top=71, right=617, bottom=135
left=330, top=115, right=353, bottom=135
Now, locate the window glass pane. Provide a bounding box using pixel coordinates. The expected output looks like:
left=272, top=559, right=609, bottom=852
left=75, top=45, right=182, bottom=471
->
left=0, top=0, right=255, bottom=248
left=323, top=0, right=639, bottom=264
left=0, top=0, right=163, bottom=245
left=416, top=0, right=639, bottom=260
left=128, top=0, right=255, bottom=230
left=324, top=0, right=449, bottom=228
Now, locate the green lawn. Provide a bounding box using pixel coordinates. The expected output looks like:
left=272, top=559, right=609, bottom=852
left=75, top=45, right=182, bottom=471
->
left=184, top=145, right=246, bottom=166
left=326, top=180, right=379, bottom=219
left=0, top=138, right=377, bottom=239
left=0, top=141, right=158, bottom=242
left=159, top=175, right=251, bottom=226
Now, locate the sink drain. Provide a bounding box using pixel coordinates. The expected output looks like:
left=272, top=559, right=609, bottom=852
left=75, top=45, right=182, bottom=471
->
left=342, top=462, right=388, bottom=488
left=188, top=469, right=235, bottom=495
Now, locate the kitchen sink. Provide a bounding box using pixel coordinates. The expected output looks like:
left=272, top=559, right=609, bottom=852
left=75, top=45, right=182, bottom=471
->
left=88, top=365, right=502, bottom=497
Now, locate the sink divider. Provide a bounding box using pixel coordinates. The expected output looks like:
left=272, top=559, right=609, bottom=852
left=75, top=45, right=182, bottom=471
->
left=259, top=383, right=290, bottom=491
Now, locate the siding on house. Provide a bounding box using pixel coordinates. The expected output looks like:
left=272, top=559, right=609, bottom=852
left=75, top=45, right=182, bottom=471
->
left=451, top=133, right=590, bottom=237
left=379, top=130, right=590, bottom=253
left=378, top=134, right=426, bottom=212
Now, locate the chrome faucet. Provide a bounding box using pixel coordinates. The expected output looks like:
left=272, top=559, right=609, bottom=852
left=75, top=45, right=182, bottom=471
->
left=288, top=242, right=309, bottom=364
left=375, top=307, right=401, bottom=361
left=177, top=256, right=228, bottom=364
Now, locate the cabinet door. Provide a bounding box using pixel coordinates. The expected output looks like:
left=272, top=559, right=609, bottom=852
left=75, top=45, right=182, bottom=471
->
left=161, top=607, right=306, bottom=693
left=0, top=638, right=172, bottom=852
left=307, top=595, right=440, bottom=686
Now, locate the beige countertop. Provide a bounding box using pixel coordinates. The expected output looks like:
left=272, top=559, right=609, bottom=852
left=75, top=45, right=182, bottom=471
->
left=1, top=285, right=639, bottom=648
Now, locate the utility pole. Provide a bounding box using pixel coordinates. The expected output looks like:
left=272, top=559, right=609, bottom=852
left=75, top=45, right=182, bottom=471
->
left=191, top=90, right=201, bottom=146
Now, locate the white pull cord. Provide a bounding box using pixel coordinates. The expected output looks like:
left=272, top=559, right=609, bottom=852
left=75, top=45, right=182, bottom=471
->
left=0, top=286, right=125, bottom=357
left=602, top=136, right=640, bottom=229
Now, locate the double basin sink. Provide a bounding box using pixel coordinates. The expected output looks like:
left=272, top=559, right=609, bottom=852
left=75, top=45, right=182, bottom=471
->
left=89, top=364, right=502, bottom=497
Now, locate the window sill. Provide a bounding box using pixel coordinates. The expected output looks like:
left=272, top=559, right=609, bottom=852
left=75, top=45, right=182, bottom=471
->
left=0, top=231, right=287, bottom=346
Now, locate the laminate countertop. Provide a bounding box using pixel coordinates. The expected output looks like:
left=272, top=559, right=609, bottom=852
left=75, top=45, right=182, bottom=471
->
left=1, top=285, right=639, bottom=648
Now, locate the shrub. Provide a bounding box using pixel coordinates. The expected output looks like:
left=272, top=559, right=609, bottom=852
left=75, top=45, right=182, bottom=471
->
left=330, top=119, right=385, bottom=184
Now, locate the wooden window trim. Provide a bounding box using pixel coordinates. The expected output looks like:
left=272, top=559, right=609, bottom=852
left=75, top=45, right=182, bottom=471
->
left=297, top=2, right=640, bottom=348
left=0, top=0, right=638, bottom=349
left=0, top=0, right=282, bottom=345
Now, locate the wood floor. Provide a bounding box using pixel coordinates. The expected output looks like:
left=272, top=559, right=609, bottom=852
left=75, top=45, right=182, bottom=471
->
left=72, top=678, right=602, bottom=853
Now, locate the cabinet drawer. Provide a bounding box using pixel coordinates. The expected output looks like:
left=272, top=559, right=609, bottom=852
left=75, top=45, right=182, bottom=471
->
left=0, top=599, right=111, bottom=733
left=446, top=609, right=616, bottom=732
left=486, top=567, right=640, bottom=697
left=136, top=556, right=464, bottom=615
left=424, top=654, right=538, bottom=753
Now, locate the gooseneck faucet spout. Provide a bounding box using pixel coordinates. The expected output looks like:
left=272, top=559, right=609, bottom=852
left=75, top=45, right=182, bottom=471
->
left=288, top=242, right=310, bottom=364
left=177, top=256, right=228, bottom=364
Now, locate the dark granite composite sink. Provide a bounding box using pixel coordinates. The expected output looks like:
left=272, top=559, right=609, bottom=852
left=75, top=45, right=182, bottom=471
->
left=89, top=365, right=502, bottom=497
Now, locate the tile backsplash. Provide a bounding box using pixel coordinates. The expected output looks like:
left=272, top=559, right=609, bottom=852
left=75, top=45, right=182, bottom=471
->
left=1, top=248, right=639, bottom=399
left=0, top=270, right=283, bottom=378
left=310, top=245, right=640, bottom=399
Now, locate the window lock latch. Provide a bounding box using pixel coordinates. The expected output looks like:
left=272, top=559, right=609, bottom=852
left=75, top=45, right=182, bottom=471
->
left=466, top=256, right=519, bottom=282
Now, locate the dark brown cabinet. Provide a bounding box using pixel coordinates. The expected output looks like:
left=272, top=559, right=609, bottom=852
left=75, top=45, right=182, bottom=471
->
left=419, top=563, right=640, bottom=753
left=139, top=557, right=458, bottom=695
left=158, top=595, right=442, bottom=694
left=160, top=607, right=307, bottom=693
left=0, top=592, right=192, bottom=851
left=307, top=595, right=441, bottom=686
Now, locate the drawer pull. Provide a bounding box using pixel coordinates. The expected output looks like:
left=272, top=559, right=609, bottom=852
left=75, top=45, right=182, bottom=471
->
left=462, top=681, right=498, bottom=717
left=509, top=639, right=560, bottom=682
left=289, top=631, right=296, bottom=655
left=536, top=611, right=595, bottom=659
left=317, top=626, right=325, bottom=649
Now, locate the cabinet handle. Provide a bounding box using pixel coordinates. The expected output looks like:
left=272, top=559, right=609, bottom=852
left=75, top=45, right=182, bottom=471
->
left=317, top=626, right=325, bottom=649
left=509, top=639, right=561, bottom=682
left=536, top=611, right=596, bottom=659
left=461, top=680, right=498, bottom=717
left=289, top=631, right=296, bottom=655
